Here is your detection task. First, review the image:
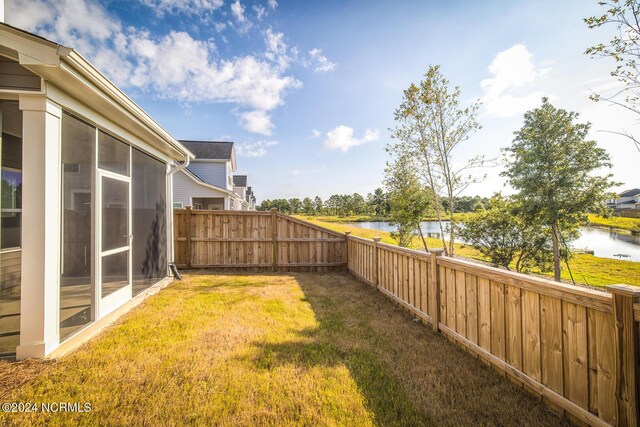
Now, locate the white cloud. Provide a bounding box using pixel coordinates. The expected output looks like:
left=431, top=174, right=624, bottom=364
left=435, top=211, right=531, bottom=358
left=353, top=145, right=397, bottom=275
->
left=268, top=0, right=278, bottom=9
left=253, top=4, right=266, bottom=20
left=236, top=140, right=278, bottom=157
left=230, top=0, right=245, bottom=21
left=214, top=22, right=227, bottom=32
left=139, top=0, right=224, bottom=16
left=307, top=48, right=336, bottom=73
left=6, top=0, right=301, bottom=135
left=264, top=28, right=291, bottom=71
left=230, top=0, right=253, bottom=32
left=238, top=110, right=274, bottom=135
left=310, top=129, right=321, bottom=138
left=481, top=43, right=550, bottom=117
left=323, top=126, right=379, bottom=152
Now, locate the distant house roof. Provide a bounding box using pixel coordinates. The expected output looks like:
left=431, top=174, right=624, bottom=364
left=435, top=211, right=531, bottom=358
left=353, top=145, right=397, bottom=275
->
left=233, top=175, right=247, bottom=187
left=179, top=140, right=233, bottom=160
left=619, top=188, right=640, bottom=197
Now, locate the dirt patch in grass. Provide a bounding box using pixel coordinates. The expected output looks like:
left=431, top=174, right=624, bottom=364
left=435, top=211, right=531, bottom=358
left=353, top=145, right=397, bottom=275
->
left=0, top=273, right=566, bottom=426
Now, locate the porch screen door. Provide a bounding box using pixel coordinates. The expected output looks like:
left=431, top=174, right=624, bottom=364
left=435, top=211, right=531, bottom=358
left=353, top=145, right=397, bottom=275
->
left=97, top=171, right=131, bottom=317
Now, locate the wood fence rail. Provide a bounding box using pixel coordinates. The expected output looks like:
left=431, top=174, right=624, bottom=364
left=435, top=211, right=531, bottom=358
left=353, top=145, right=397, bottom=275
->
left=173, top=208, right=347, bottom=271
left=346, top=234, right=640, bottom=427
left=173, top=209, right=639, bottom=426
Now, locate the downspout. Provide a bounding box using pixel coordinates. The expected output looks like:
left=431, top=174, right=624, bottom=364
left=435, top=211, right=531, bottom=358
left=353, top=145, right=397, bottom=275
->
left=167, top=154, right=190, bottom=278
left=167, top=153, right=190, bottom=176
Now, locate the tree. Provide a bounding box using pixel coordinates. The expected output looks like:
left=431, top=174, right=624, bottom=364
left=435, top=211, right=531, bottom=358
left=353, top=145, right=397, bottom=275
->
left=313, top=196, right=323, bottom=214
left=459, top=194, right=551, bottom=272
left=302, top=197, right=315, bottom=215
left=390, top=65, right=485, bottom=255
left=370, top=188, right=389, bottom=216
left=384, top=153, right=433, bottom=249
left=502, top=98, right=617, bottom=281
left=585, top=0, right=640, bottom=152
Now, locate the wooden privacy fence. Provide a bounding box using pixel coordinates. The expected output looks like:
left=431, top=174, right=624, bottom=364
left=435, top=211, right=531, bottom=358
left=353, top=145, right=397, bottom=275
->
left=173, top=208, right=347, bottom=271
left=173, top=209, right=639, bottom=426
left=347, top=235, right=640, bottom=427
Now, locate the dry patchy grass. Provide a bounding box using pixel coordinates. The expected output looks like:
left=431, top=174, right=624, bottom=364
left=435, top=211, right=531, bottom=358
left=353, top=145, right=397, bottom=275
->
left=0, top=273, right=565, bottom=426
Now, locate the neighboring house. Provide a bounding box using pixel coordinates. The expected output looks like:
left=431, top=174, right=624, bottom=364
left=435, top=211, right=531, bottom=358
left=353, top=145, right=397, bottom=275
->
left=233, top=175, right=252, bottom=211
left=246, top=186, right=257, bottom=210
left=607, top=188, right=640, bottom=210
left=0, top=22, right=195, bottom=359
left=173, top=141, right=255, bottom=210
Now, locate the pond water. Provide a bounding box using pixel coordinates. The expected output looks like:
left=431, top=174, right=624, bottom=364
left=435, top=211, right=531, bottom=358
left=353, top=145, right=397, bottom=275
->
left=342, top=221, right=640, bottom=262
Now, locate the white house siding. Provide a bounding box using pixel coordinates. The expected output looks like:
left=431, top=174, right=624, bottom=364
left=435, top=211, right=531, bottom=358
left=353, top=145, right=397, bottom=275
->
left=186, top=161, right=227, bottom=189
left=172, top=170, right=230, bottom=206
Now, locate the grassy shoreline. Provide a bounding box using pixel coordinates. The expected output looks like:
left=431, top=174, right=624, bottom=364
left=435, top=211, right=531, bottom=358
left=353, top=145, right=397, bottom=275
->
left=586, top=214, right=640, bottom=233
left=297, top=216, right=640, bottom=288
left=301, top=213, right=472, bottom=223
left=303, top=213, right=640, bottom=234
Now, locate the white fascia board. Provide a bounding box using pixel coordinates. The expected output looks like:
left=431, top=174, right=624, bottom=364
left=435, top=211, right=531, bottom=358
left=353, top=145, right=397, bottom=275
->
left=0, top=24, right=60, bottom=65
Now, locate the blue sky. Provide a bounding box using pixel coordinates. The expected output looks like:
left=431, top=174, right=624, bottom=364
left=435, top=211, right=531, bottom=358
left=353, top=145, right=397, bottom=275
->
left=7, top=0, right=637, bottom=200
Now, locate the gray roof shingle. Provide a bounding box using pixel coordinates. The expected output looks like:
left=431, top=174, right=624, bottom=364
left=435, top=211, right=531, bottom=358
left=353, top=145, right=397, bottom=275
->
left=619, top=188, right=640, bottom=197
left=179, top=140, right=233, bottom=160
left=233, top=175, right=247, bottom=187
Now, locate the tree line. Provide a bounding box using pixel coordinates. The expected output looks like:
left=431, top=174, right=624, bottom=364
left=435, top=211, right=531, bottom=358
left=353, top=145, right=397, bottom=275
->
left=257, top=192, right=488, bottom=217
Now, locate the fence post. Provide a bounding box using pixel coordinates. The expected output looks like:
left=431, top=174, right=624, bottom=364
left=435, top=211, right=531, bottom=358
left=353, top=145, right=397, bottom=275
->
left=373, top=237, right=381, bottom=289
left=271, top=208, right=278, bottom=272
left=185, top=206, right=192, bottom=269
left=429, top=249, right=445, bottom=332
left=607, top=284, right=640, bottom=427
left=344, top=232, right=351, bottom=271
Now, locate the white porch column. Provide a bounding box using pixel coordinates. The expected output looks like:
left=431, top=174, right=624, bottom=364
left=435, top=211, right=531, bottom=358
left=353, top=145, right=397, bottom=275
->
left=166, top=167, right=174, bottom=266
left=16, top=94, right=62, bottom=359
left=224, top=197, right=230, bottom=210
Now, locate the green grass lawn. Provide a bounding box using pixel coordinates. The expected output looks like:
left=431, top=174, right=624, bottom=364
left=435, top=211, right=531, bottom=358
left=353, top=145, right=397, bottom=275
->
left=586, top=214, right=640, bottom=232
left=301, top=216, right=640, bottom=288
left=0, top=273, right=564, bottom=426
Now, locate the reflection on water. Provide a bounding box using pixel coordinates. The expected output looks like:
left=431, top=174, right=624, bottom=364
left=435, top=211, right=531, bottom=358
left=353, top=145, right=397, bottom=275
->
left=342, top=221, right=640, bottom=262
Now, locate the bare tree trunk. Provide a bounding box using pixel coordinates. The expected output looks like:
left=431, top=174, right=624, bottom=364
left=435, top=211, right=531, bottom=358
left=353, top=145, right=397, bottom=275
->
left=417, top=223, right=429, bottom=252
left=434, top=201, right=448, bottom=255
left=448, top=196, right=455, bottom=256
left=551, top=223, right=561, bottom=282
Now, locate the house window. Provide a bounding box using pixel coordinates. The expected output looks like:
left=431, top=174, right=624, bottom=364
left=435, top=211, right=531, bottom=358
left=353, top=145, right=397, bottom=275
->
left=1, top=133, right=22, bottom=250
left=173, top=202, right=183, bottom=209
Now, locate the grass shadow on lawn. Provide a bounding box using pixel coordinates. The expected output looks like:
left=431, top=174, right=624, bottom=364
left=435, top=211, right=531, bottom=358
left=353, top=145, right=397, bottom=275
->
left=243, top=273, right=568, bottom=427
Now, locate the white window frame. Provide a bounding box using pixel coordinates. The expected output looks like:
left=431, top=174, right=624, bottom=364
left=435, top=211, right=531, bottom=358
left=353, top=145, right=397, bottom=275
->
left=1, top=164, right=22, bottom=252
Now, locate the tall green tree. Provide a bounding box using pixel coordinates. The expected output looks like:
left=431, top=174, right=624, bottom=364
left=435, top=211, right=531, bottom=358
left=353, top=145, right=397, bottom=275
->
left=585, top=0, right=640, bottom=152
left=502, top=98, right=617, bottom=281
left=459, top=194, right=551, bottom=272
left=313, top=196, right=323, bottom=214
left=390, top=65, right=485, bottom=255
left=302, top=197, right=315, bottom=214
left=384, top=153, right=433, bottom=249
